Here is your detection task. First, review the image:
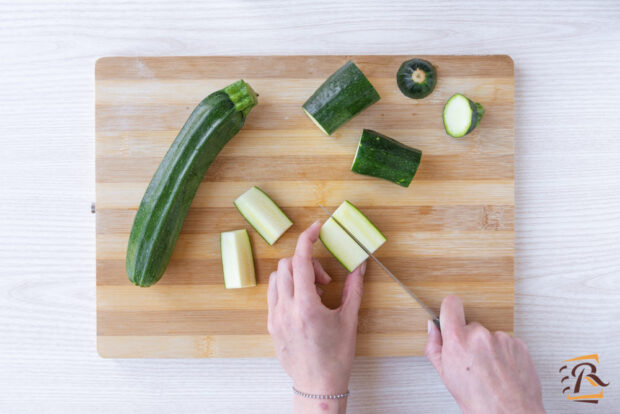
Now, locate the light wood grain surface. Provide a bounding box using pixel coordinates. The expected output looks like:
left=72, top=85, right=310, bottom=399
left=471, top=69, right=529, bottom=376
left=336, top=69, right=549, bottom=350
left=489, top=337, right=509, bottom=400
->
left=1, top=0, right=620, bottom=412
left=95, top=55, right=514, bottom=358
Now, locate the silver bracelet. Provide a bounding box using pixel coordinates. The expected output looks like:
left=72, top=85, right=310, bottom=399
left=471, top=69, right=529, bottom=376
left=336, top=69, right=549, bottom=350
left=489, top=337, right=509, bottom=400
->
left=292, top=386, right=350, bottom=400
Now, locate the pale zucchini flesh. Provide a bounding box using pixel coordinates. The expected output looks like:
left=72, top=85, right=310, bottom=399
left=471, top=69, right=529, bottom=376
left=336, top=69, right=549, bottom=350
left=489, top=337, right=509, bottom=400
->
left=332, top=200, right=387, bottom=252
left=220, top=229, right=256, bottom=289
left=319, top=201, right=386, bottom=272
left=319, top=218, right=369, bottom=272
left=442, top=93, right=485, bottom=138
left=234, top=186, right=293, bottom=245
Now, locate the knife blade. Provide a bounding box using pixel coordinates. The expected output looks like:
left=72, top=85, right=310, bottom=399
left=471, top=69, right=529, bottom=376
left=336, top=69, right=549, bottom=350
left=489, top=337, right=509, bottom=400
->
left=319, top=204, right=440, bottom=330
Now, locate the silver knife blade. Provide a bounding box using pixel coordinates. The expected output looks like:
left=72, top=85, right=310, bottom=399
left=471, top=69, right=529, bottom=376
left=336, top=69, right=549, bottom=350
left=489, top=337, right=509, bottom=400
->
left=319, top=204, right=440, bottom=329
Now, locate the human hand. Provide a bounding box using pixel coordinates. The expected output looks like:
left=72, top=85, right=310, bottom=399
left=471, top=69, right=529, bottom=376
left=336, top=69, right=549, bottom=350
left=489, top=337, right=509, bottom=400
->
left=425, top=296, right=545, bottom=414
left=268, top=221, right=366, bottom=413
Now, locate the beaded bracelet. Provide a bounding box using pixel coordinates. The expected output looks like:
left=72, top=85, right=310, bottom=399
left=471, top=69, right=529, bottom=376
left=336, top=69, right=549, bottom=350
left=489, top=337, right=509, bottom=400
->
left=292, top=386, right=350, bottom=400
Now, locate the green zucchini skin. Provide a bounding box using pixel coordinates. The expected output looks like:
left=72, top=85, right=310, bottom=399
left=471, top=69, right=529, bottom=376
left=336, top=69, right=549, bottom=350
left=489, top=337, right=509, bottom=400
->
left=126, top=80, right=258, bottom=287
left=396, top=58, right=437, bottom=99
left=351, top=129, right=422, bottom=187
left=302, top=61, right=380, bottom=135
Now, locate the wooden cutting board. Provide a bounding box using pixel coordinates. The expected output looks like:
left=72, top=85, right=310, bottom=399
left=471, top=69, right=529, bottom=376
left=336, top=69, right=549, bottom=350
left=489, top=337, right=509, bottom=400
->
left=96, top=55, right=514, bottom=358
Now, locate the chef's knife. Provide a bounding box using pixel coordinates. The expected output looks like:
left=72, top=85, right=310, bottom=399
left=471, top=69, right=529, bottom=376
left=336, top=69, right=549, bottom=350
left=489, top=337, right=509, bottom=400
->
left=319, top=205, right=441, bottom=330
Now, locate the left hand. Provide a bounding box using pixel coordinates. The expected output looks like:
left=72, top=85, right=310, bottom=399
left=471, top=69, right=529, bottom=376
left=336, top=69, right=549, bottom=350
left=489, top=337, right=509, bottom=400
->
left=267, top=221, right=367, bottom=408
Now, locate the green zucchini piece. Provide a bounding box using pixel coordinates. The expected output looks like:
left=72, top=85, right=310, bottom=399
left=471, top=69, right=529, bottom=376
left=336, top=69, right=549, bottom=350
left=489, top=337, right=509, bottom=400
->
left=302, top=61, right=380, bottom=135
left=442, top=93, right=485, bottom=138
left=319, top=201, right=386, bottom=272
left=234, top=186, right=293, bottom=245
left=126, top=80, right=258, bottom=287
left=396, top=58, right=437, bottom=99
left=220, top=229, right=256, bottom=289
left=351, top=129, right=422, bottom=187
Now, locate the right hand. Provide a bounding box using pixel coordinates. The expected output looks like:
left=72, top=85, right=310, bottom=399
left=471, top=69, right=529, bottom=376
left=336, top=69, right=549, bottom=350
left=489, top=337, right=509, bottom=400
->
left=425, top=295, right=545, bottom=414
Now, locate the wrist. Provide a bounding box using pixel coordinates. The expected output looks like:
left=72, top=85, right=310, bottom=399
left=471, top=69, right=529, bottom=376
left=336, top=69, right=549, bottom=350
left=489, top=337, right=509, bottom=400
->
left=293, top=379, right=350, bottom=396
left=461, top=399, right=545, bottom=414
left=520, top=404, right=546, bottom=414
left=292, top=391, right=348, bottom=414
left=508, top=397, right=546, bottom=414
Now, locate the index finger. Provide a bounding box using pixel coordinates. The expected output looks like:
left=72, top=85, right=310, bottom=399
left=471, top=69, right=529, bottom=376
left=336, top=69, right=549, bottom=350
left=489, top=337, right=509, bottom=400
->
left=439, top=295, right=466, bottom=340
left=292, top=220, right=322, bottom=301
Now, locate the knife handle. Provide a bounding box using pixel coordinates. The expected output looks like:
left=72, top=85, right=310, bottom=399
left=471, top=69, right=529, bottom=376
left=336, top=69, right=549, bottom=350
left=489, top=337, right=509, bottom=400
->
left=432, top=317, right=441, bottom=332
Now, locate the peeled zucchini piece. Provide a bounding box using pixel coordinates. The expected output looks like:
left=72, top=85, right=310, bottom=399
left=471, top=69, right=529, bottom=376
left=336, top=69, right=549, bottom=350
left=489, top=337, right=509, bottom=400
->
left=442, top=93, right=485, bottom=138
left=396, top=58, right=437, bottom=99
left=220, top=229, right=256, bottom=289
left=333, top=201, right=387, bottom=252
left=234, top=186, right=293, bottom=245
left=319, top=201, right=386, bottom=272
left=319, top=218, right=369, bottom=272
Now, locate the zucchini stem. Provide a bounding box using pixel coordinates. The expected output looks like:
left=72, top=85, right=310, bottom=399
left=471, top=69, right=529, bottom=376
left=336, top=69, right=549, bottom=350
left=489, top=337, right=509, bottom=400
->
left=411, top=68, right=426, bottom=84
left=224, top=80, right=258, bottom=116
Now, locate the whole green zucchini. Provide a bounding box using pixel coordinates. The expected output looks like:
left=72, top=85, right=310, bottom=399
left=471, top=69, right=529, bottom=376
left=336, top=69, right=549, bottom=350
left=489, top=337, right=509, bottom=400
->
left=126, top=80, right=258, bottom=287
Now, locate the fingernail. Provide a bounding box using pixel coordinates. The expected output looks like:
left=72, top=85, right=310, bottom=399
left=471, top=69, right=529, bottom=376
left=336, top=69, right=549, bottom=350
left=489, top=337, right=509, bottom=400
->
left=427, top=320, right=432, bottom=335
left=360, top=261, right=367, bottom=276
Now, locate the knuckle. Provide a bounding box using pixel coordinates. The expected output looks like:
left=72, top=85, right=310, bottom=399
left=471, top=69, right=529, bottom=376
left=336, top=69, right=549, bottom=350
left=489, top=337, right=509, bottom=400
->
left=494, top=331, right=510, bottom=342
left=466, top=321, right=482, bottom=332
left=299, top=300, right=313, bottom=315
left=267, top=315, right=278, bottom=335
left=298, top=299, right=318, bottom=319
left=292, top=254, right=304, bottom=267
left=423, top=345, right=434, bottom=359
left=515, top=337, right=528, bottom=350
left=470, top=324, right=492, bottom=343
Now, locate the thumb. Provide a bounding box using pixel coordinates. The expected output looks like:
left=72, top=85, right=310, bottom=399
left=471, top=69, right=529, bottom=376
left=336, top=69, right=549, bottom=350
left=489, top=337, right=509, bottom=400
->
left=340, top=261, right=366, bottom=317
left=424, top=320, right=443, bottom=374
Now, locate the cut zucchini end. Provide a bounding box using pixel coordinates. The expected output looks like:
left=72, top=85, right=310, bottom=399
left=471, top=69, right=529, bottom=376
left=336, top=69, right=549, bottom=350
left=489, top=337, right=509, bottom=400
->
left=443, top=94, right=474, bottom=138
left=396, top=58, right=437, bottom=99
left=302, top=107, right=330, bottom=136
left=220, top=229, right=256, bottom=289
left=411, top=68, right=427, bottom=84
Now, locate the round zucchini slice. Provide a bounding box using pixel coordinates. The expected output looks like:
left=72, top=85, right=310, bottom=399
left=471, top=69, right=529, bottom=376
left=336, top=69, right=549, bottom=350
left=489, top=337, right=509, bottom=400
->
left=396, top=58, right=437, bottom=99
left=442, top=93, right=485, bottom=138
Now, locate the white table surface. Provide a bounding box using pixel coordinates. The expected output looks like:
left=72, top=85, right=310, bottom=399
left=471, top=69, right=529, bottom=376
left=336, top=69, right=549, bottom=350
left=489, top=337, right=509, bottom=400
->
left=1, top=1, right=619, bottom=413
